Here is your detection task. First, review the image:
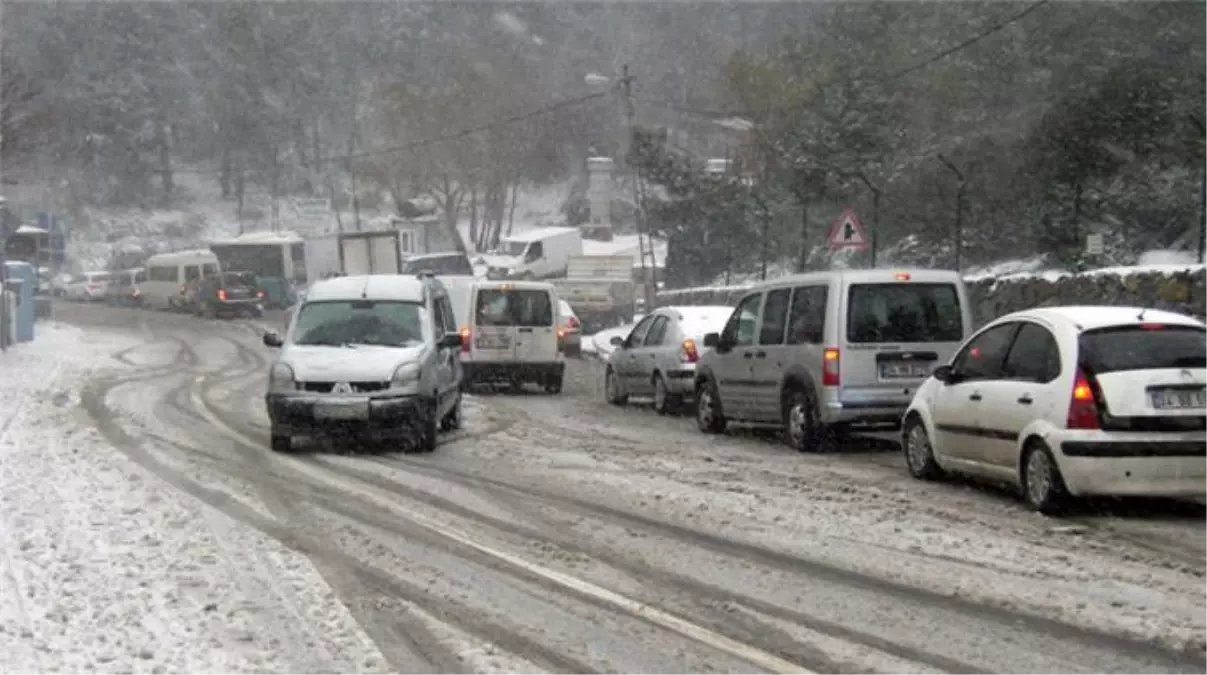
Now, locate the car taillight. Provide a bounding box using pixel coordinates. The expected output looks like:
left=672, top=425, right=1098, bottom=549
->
left=822, top=347, right=841, bottom=386
left=459, top=326, right=471, bottom=353
left=1140, top=323, right=1166, bottom=331
left=217, top=289, right=228, bottom=301
left=567, top=316, right=580, bottom=330
left=1066, top=368, right=1101, bottom=430
left=256, top=290, right=265, bottom=299
left=681, top=338, right=700, bottom=363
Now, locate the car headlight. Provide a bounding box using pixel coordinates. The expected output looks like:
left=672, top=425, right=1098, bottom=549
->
left=391, top=363, right=421, bottom=388
left=269, top=363, right=296, bottom=392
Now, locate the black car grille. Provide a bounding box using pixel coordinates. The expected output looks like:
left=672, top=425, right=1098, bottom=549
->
left=300, top=381, right=389, bottom=393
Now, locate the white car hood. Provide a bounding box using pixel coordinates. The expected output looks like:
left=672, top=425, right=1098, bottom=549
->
left=282, top=344, right=425, bottom=382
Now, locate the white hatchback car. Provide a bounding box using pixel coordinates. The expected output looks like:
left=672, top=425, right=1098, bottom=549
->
left=901, top=306, right=1205, bottom=514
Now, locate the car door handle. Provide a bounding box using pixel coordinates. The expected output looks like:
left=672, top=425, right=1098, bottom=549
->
left=755, top=351, right=767, bottom=359
left=969, top=392, right=982, bottom=401
left=1017, top=395, right=1033, bottom=405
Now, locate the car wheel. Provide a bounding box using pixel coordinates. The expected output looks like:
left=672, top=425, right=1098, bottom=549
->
left=652, top=374, right=679, bottom=415
left=695, top=379, right=727, bottom=434
left=902, top=415, right=944, bottom=480
left=415, top=398, right=439, bottom=453
left=270, top=432, right=292, bottom=453
left=605, top=368, right=628, bottom=405
left=1021, top=441, right=1069, bottom=515
left=440, top=393, right=462, bottom=431
left=783, top=387, right=832, bottom=453
left=544, top=374, right=563, bottom=394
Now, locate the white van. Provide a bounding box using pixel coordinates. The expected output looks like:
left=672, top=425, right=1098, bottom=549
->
left=143, top=249, right=221, bottom=310
left=695, top=269, right=974, bottom=451
left=459, top=280, right=565, bottom=393
left=479, top=227, right=583, bottom=280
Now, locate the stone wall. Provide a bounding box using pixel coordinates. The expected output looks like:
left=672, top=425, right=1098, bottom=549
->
left=655, top=267, right=1206, bottom=326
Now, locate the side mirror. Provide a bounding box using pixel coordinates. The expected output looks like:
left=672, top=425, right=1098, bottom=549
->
left=609, top=335, right=625, bottom=347
left=932, top=364, right=954, bottom=384
left=702, top=332, right=720, bottom=348
left=440, top=332, right=463, bottom=349
left=262, top=332, right=284, bottom=348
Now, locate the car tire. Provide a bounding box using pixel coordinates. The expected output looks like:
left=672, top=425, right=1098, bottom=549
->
left=440, top=393, right=463, bottom=431
left=652, top=374, right=679, bottom=415
left=270, top=432, right=292, bottom=453
left=902, top=415, right=944, bottom=480
left=416, top=398, right=439, bottom=453
left=544, top=375, right=563, bottom=394
left=782, top=387, right=832, bottom=453
left=1021, top=441, right=1069, bottom=515
left=605, top=368, right=628, bottom=406
left=695, top=378, right=727, bottom=434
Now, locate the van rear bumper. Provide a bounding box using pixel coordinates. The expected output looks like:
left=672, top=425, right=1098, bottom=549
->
left=820, top=400, right=909, bottom=426
left=463, top=361, right=564, bottom=386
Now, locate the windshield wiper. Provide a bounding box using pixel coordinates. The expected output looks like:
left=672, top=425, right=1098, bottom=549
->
left=296, top=340, right=359, bottom=348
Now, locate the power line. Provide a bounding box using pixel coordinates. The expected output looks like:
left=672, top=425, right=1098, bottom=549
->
left=635, top=0, right=1052, bottom=123
left=171, top=90, right=610, bottom=177
left=887, top=0, right=1050, bottom=80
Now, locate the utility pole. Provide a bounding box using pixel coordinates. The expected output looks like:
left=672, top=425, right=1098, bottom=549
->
left=620, top=65, right=658, bottom=311
left=937, top=154, right=965, bottom=272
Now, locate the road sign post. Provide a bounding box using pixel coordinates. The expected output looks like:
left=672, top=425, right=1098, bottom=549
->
left=827, top=208, right=870, bottom=253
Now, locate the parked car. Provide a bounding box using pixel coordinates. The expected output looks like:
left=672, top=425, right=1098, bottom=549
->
left=401, top=251, right=475, bottom=276
left=64, top=271, right=112, bottom=302
left=692, top=269, right=974, bottom=450
left=901, top=306, right=1206, bottom=514
left=558, top=299, right=583, bottom=358
left=604, top=305, right=733, bottom=414
left=261, top=274, right=464, bottom=453
left=193, top=271, right=264, bottom=318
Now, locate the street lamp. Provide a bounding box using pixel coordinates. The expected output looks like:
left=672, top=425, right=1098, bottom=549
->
left=936, top=154, right=965, bottom=272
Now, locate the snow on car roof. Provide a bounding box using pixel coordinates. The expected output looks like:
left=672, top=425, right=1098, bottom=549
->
left=661, top=304, right=733, bottom=337
left=304, top=275, right=425, bottom=303
left=405, top=251, right=467, bottom=261
left=209, top=230, right=304, bottom=245
left=1011, top=305, right=1205, bottom=331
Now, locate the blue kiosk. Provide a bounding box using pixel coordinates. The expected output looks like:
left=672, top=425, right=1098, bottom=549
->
left=4, top=261, right=36, bottom=343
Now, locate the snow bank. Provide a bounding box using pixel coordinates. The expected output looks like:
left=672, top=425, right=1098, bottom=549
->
left=0, top=324, right=387, bottom=672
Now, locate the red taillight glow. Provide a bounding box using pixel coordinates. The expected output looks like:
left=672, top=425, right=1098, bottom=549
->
left=459, top=326, right=471, bottom=353
left=822, top=348, right=841, bottom=386
left=1066, top=368, right=1101, bottom=429
left=1140, top=323, right=1166, bottom=331
left=681, top=338, right=700, bottom=363
left=256, top=290, right=265, bottom=299
left=217, top=289, right=228, bottom=301
left=567, top=316, right=581, bottom=330
left=893, top=272, right=911, bottom=281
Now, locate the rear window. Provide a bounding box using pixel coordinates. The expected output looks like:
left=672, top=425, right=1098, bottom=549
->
left=1079, top=325, right=1207, bottom=374
left=222, top=271, right=257, bottom=286
left=847, top=283, right=963, bottom=343
left=475, top=289, right=554, bottom=327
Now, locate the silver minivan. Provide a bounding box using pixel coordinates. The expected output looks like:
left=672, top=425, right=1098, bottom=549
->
left=694, top=269, right=973, bottom=452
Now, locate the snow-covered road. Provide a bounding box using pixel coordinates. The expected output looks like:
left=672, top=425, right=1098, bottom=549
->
left=3, top=301, right=1204, bottom=673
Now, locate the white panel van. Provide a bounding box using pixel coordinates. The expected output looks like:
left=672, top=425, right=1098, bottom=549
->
left=458, top=280, right=565, bottom=393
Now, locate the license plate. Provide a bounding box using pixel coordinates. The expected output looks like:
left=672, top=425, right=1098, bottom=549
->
left=476, top=334, right=511, bottom=349
left=314, top=399, right=369, bottom=420
left=880, top=362, right=932, bottom=379
left=1149, top=388, right=1206, bottom=410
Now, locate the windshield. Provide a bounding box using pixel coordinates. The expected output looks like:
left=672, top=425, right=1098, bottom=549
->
left=292, top=300, right=425, bottom=348
left=475, top=289, right=554, bottom=327
left=1080, top=325, right=1207, bottom=373
left=498, top=241, right=528, bottom=257
left=847, top=283, right=963, bottom=343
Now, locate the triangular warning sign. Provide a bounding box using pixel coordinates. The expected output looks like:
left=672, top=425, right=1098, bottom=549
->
left=827, top=208, right=869, bottom=251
